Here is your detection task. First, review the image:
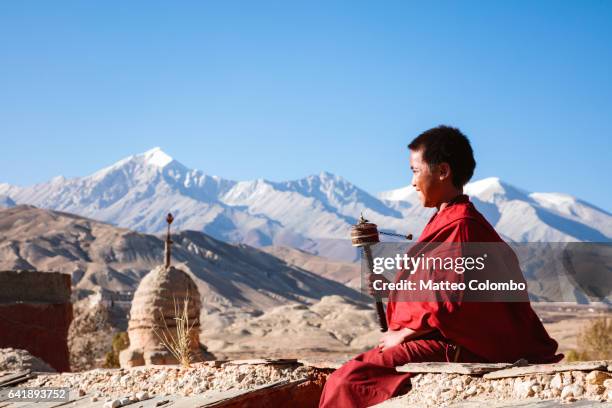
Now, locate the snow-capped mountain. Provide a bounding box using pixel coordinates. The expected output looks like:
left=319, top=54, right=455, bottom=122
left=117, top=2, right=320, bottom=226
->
left=1, top=148, right=610, bottom=261
left=380, top=177, right=612, bottom=243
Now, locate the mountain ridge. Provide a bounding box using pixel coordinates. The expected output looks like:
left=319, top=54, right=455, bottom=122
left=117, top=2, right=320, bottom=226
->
left=1, top=148, right=609, bottom=262
left=0, top=205, right=364, bottom=313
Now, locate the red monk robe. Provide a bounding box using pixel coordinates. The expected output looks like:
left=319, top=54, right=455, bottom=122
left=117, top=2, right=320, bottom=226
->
left=319, top=195, right=562, bottom=408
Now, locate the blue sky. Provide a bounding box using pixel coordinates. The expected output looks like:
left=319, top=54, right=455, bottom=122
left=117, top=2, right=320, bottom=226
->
left=0, top=1, right=610, bottom=210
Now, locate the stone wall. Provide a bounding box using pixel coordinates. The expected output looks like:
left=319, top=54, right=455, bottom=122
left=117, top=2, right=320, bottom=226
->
left=0, top=270, right=73, bottom=372
left=374, top=361, right=612, bottom=406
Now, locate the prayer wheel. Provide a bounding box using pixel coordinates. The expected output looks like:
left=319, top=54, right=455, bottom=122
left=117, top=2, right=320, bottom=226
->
left=350, top=215, right=380, bottom=247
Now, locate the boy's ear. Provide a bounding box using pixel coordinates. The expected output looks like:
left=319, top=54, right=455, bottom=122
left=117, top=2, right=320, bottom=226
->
left=438, top=162, right=451, bottom=181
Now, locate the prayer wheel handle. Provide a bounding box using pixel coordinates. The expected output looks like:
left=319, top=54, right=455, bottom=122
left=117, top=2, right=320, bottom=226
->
left=351, top=213, right=388, bottom=332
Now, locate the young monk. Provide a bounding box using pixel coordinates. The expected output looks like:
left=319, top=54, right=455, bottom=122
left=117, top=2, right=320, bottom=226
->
left=319, top=125, right=562, bottom=408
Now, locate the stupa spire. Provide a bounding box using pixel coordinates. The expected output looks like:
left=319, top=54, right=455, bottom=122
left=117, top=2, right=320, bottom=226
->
left=164, top=213, right=174, bottom=269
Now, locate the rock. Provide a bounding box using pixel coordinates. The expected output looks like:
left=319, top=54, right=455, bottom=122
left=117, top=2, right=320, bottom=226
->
left=0, top=347, right=56, bottom=373
left=119, top=374, right=131, bottom=386
left=452, top=377, right=464, bottom=391
left=152, top=371, right=167, bottom=383
left=586, top=370, right=612, bottom=385
left=562, top=372, right=573, bottom=387
left=587, top=384, right=606, bottom=395
left=571, top=383, right=584, bottom=397
left=604, top=379, right=612, bottom=389
left=441, top=389, right=456, bottom=400
left=119, top=348, right=144, bottom=368
left=561, top=385, right=574, bottom=399
left=465, top=385, right=477, bottom=396
left=539, top=374, right=552, bottom=386
left=550, top=373, right=563, bottom=390
left=135, top=391, right=149, bottom=401
left=103, top=400, right=120, bottom=408
left=513, top=379, right=535, bottom=398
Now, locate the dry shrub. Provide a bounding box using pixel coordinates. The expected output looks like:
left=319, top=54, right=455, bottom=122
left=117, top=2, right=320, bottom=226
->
left=153, top=295, right=196, bottom=367
left=566, top=316, right=611, bottom=362
left=103, top=331, right=129, bottom=368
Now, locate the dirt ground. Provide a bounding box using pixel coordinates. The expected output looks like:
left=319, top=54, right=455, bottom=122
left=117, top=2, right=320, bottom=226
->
left=202, top=301, right=611, bottom=363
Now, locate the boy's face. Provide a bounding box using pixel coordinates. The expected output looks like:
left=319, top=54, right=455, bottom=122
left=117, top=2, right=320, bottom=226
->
left=409, top=149, right=443, bottom=208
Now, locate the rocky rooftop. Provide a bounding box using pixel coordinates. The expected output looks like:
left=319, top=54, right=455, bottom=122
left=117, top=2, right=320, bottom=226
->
left=22, top=360, right=312, bottom=399
left=1, top=360, right=612, bottom=407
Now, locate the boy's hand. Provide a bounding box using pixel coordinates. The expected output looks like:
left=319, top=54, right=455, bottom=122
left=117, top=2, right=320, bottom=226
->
left=377, top=328, right=414, bottom=352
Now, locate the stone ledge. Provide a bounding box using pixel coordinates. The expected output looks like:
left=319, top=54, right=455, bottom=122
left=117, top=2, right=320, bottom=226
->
left=396, top=362, right=515, bottom=375
left=298, top=359, right=349, bottom=370
left=484, top=361, right=611, bottom=380
left=221, top=358, right=298, bottom=366
left=376, top=396, right=611, bottom=407
left=392, top=361, right=612, bottom=379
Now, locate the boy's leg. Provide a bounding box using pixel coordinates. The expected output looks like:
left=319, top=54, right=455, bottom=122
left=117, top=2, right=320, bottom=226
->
left=319, top=337, right=450, bottom=408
